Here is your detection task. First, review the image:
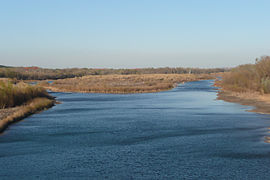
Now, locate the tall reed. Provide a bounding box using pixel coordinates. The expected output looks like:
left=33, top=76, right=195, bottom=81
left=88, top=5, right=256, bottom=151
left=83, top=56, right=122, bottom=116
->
left=0, top=80, right=51, bottom=108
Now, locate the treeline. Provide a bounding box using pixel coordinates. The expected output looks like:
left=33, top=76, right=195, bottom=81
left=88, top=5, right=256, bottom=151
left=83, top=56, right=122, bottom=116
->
left=0, top=66, right=227, bottom=80
left=0, top=65, right=9, bottom=68
left=0, top=80, right=52, bottom=108
left=221, top=56, right=270, bottom=93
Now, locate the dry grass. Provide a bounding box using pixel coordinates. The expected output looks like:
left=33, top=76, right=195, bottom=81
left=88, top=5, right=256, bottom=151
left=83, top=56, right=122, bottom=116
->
left=216, top=56, right=270, bottom=114
left=0, top=98, right=54, bottom=133
left=0, top=80, right=52, bottom=108
left=0, top=66, right=227, bottom=80
left=219, top=56, right=270, bottom=94
left=217, top=88, right=270, bottom=114
left=41, top=74, right=214, bottom=93
left=0, top=79, right=55, bottom=132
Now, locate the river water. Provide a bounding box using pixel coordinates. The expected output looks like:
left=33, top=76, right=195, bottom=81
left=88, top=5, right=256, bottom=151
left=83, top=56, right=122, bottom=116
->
left=1, top=80, right=270, bottom=179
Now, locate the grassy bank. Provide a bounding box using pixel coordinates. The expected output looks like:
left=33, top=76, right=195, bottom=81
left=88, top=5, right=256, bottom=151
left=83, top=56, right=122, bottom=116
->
left=0, top=98, right=54, bottom=133
left=217, top=56, right=270, bottom=114
left=0, top=79, right=55, bottom=133
left=41, top=74, right=215, bottom=94
left=0, top=79, right=53, bottom=108
left=217, top=90, right=270, bottom=114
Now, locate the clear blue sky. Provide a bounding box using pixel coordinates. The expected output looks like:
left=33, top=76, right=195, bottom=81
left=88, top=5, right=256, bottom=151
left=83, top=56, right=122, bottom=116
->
left=0, top=0, right=269, bottom=68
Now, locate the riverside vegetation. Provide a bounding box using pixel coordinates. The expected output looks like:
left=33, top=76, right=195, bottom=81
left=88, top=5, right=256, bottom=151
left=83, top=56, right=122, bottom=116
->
left=0, top=79, right=55, bottom=132
left=0, top=70, right=217, bottom=132
left=0, top=65, right=225, bottom=132
left=0, top=66, right=227, bottom=80
left=219, top=56, right=270, bottom=93
left=40, top=74, right=215, bottom=94
left=217, top=56, right=270, bottom=114
left=0, top=79, right=53, bottom=108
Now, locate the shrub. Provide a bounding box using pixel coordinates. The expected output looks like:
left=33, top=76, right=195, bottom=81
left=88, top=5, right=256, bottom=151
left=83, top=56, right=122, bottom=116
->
left=261, top=77, right=270, bottom=93
left=221, top=56, right=270, bottom=94
left=0, top=80, right=52, bottom=108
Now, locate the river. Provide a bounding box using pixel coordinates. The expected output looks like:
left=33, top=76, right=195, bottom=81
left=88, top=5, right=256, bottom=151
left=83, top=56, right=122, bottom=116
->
left=1, top=80, right=270, bottom=179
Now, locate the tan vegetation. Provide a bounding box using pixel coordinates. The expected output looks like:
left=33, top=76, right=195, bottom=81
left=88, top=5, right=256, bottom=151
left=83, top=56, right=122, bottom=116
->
left=217, top=90, right=270, bottom=114
left=0, top=98, right=54, bottom=133
left=219, top=56, right=270, bottom=93
left=0, top=80, right=52, bottom=108
left=0, top=66, right=227, bottom=80
left=217, top=56, right=270, bottom=114
left=0, top=79, right=55, bottom=132
left=41, top=74, right=215, bottom=94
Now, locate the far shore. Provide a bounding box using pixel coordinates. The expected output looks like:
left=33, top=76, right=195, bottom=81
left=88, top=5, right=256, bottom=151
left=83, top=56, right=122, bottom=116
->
left=39, top=74, right=215, bottom=94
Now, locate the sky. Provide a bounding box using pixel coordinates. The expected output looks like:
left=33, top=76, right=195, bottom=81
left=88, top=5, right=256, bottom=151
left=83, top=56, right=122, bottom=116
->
left=0, top=0, right=270, bottom=68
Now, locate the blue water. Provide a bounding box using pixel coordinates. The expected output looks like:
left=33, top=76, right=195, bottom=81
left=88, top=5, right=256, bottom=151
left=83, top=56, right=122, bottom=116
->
left=1, top=80, right=270, bottom=179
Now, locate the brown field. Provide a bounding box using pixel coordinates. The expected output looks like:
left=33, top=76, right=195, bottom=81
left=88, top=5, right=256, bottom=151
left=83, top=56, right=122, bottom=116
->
left=40, top=74, right=215, bottom=94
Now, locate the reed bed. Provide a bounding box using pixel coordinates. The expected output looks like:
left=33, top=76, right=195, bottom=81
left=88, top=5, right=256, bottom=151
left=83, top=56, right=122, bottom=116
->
left=42, top=74, right=214, bottom=94
left=0, top=80, right=52, bottom=108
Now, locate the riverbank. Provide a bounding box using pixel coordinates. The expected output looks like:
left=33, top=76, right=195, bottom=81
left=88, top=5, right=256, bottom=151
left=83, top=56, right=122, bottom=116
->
left=0, top=98, right=54, bottom=133
left=217, top=89, right=270, bottom=143
left=217, top=89, right=270, bottom=114
left=215, top=56, right=270, bottom=114
left=40, top=74, right=215, bottom=94
left=2, top=79, right=270, bottom=179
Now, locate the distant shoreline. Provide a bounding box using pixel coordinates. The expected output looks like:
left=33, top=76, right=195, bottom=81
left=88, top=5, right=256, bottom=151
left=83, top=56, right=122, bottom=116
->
left=40, top=74, right=215, bottom=94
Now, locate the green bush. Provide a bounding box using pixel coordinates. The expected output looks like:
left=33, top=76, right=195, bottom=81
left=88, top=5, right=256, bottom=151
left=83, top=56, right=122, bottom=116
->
left=261, top=77, right=270, bottom=93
